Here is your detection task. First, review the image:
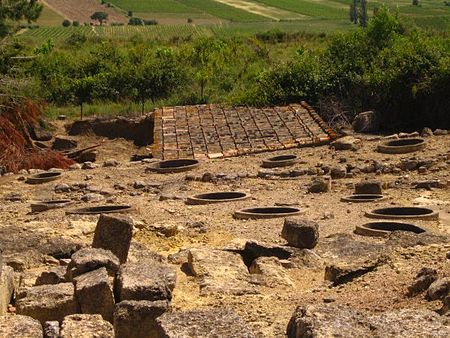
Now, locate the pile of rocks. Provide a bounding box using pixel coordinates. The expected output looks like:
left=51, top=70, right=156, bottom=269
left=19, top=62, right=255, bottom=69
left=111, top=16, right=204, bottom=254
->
left=408, top=266, right=450, bottom=314
left=6, top=214, right=177, bottom=337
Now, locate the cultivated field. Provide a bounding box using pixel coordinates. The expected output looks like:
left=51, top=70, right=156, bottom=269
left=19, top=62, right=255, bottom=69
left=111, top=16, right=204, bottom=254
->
left=42, top=0, right=128, bottom=24
left=18, top=0, right=450, bottom=40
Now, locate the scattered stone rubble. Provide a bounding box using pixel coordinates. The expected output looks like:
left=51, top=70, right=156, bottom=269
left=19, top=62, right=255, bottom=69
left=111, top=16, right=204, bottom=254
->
left=0, top=123, right=449, bottom=337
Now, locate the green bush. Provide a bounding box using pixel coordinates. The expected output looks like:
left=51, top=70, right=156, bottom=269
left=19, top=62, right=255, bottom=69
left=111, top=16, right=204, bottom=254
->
left=143, top=19, right=158, bottom=26
left=128, top=17, right=143, bottom=26
left=62, top=19, right=71, bottom=27
left=249, top=6, right=450, bottom=129
left=72, top=21, right=80, bottom=27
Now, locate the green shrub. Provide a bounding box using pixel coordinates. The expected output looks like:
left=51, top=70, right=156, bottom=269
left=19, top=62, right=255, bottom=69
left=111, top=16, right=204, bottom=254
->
left=62, top=19, right=71, bottom=27
left=128, top=17, right=143, bottom=26
left=72, top=21, right=80, bottom=27
left=143, top=19, right=158, bottom=26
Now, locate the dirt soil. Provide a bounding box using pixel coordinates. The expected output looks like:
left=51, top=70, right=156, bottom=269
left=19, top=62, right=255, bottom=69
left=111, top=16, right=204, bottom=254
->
left=1, top=120, right=449, bottom=337
left=42, top=0, right=128, bottom=24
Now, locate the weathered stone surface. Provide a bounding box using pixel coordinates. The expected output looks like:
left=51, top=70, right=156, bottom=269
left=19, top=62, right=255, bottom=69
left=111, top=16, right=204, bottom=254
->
left=427, top=277, right=450, bottom=301
left=287, top=304, right=450, bottom=338
left=330, top=166, right=347, bottom=179
left=316, top=233, right=384, bottom=265
left=16, top=283, right=79, bottom=324
left=188, top=248, right=257, bottom=296
left=308, top=177, right=330, bottom=193
left=92, top=214, right=133, bottom=264
left=74, top=267, right=114, bottom=322
left=52, top=136, right=78, bottom=151
left=114, top=300, right=169, bottom=338
left=243, top=240, right=294, bottom=266
left=249, top=257, right=293, bottom=287
left=421, top=127, right=434, bottom=137
left=115, top=260, right=176, bottom=302
left=385, top=231, right=449, bottom=249
left=60, top=314, right=114, bottom=338
left=156, top=307, right=255, bottom=338
left=44, top=321, right=60, bottom=338
left=355, top=179, right=383, bottom=195
left=325, top=259, right=382, bottom=286
left=282, top=218, right=319, bottom=249
left=0, top=314, right=43, bottom=337
left=352, top=111, right=380, bottom=133
left=0, top=226, right=82, bottom=260
left=29, top=123, right=52, bottom=141
left=103, top=159, right=119, bottom=167
left=35, top=266, right=66, bottom=285
left=331, top=136, right=362, bottom=151
left=0, top=265, right=15, bottom=314
left=66, top=247, right=120, bottom=280
left=407, top=268, right=438, bottom=296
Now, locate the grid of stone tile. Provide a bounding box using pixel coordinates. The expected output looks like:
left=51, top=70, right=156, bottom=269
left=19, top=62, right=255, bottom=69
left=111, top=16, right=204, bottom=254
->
left=153, top=103, right=336, bottom=160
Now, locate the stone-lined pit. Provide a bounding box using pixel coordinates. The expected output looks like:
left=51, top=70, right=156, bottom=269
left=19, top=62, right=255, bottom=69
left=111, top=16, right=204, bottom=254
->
left=341, top=194, right=387, bottom=203
left=187, top=191, right=250, bottom=205
left=31, top=199, right=74, bottom=212
left=365, top=207, right=439, bottom=220
left=234, top=207, right=302, bottom=219
left=66, top=205, right=133, bottom=215
left=355, top=221, right=426, bottom=237
left=26, top=172, right=62, bottom=184
left=377, top=138, right=425, bottom=154
left=146, top=159, right=200, bottom=173
left=262, top=154, right=298, bottom=168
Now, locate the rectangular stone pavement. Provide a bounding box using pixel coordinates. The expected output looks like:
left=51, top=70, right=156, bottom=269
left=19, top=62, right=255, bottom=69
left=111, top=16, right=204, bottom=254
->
left=152, top=102, right=337, bottom=160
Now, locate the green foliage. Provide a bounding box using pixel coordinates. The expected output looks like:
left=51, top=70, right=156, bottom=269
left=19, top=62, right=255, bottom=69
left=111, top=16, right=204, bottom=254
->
left=64, top=31, right=87, bottom=47
left=90, top=12, right=108, bottom=25
left=62, top=19, right=71, bottom=27
left=72, top=21, right=80, bottom=27
left=250, top=6, right=450, bottom=129
left=0, top=0, right=43, bottom=37
left=128, top=17, right=143, bottom=25
left=32, top=38, right=54, bottom=55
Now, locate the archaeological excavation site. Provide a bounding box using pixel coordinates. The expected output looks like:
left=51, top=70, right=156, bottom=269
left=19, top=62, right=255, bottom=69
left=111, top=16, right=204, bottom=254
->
left=0, top=103, right=449, bottom=337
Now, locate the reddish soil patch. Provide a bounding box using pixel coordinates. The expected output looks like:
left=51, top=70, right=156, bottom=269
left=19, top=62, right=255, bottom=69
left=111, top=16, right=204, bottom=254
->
left=43, top=0, right=128, bottom=24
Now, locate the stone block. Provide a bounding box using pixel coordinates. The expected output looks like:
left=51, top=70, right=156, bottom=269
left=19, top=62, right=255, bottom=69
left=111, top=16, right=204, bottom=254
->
left=16, top=283, right=79, bottom=324
left=35, top=266, right=66, bottom=286
left=0, top=265, right=15, bottom=315
left=114, top=300, right=169, bottom=338
left=355, top=180, right=382, bottom=195
left=74, top=267, right=115, bottom=322
left=60, top=314, right=114, bottom=338
left=44, top=321, right=60, bottom=338
left=115, top=260, right=176, bottom=302
left=93, top=214, right=133, bottom=264
left=0, top=314, right=43, bottom=338
left=282, top=218, right=319, bottom=249
left=66, top=248, right=120, bottom=280
left=156, top=307, right=255, bottom=337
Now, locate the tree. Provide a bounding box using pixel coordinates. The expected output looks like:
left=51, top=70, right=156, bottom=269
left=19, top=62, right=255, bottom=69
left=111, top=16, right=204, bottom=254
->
left=90, top=11, right=108, bottom=25
left=359, top=0, right=368, bottom=28
left=189, top=39, right=228, bottom=102
left=350, top=0, right=358, bottom=24
left=0, top=0, right=43, bottom=37
left=412, top=0, right=419, bottom=5
left=125, top=47, right=185, bottom=113
left=128, top=17, right=143, bottom=25
left=62, top=19, right=71, bottom=27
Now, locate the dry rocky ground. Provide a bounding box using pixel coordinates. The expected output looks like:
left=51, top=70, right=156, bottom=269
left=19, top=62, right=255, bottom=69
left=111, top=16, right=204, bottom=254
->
left=0, top=118, right=449, bottom=337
